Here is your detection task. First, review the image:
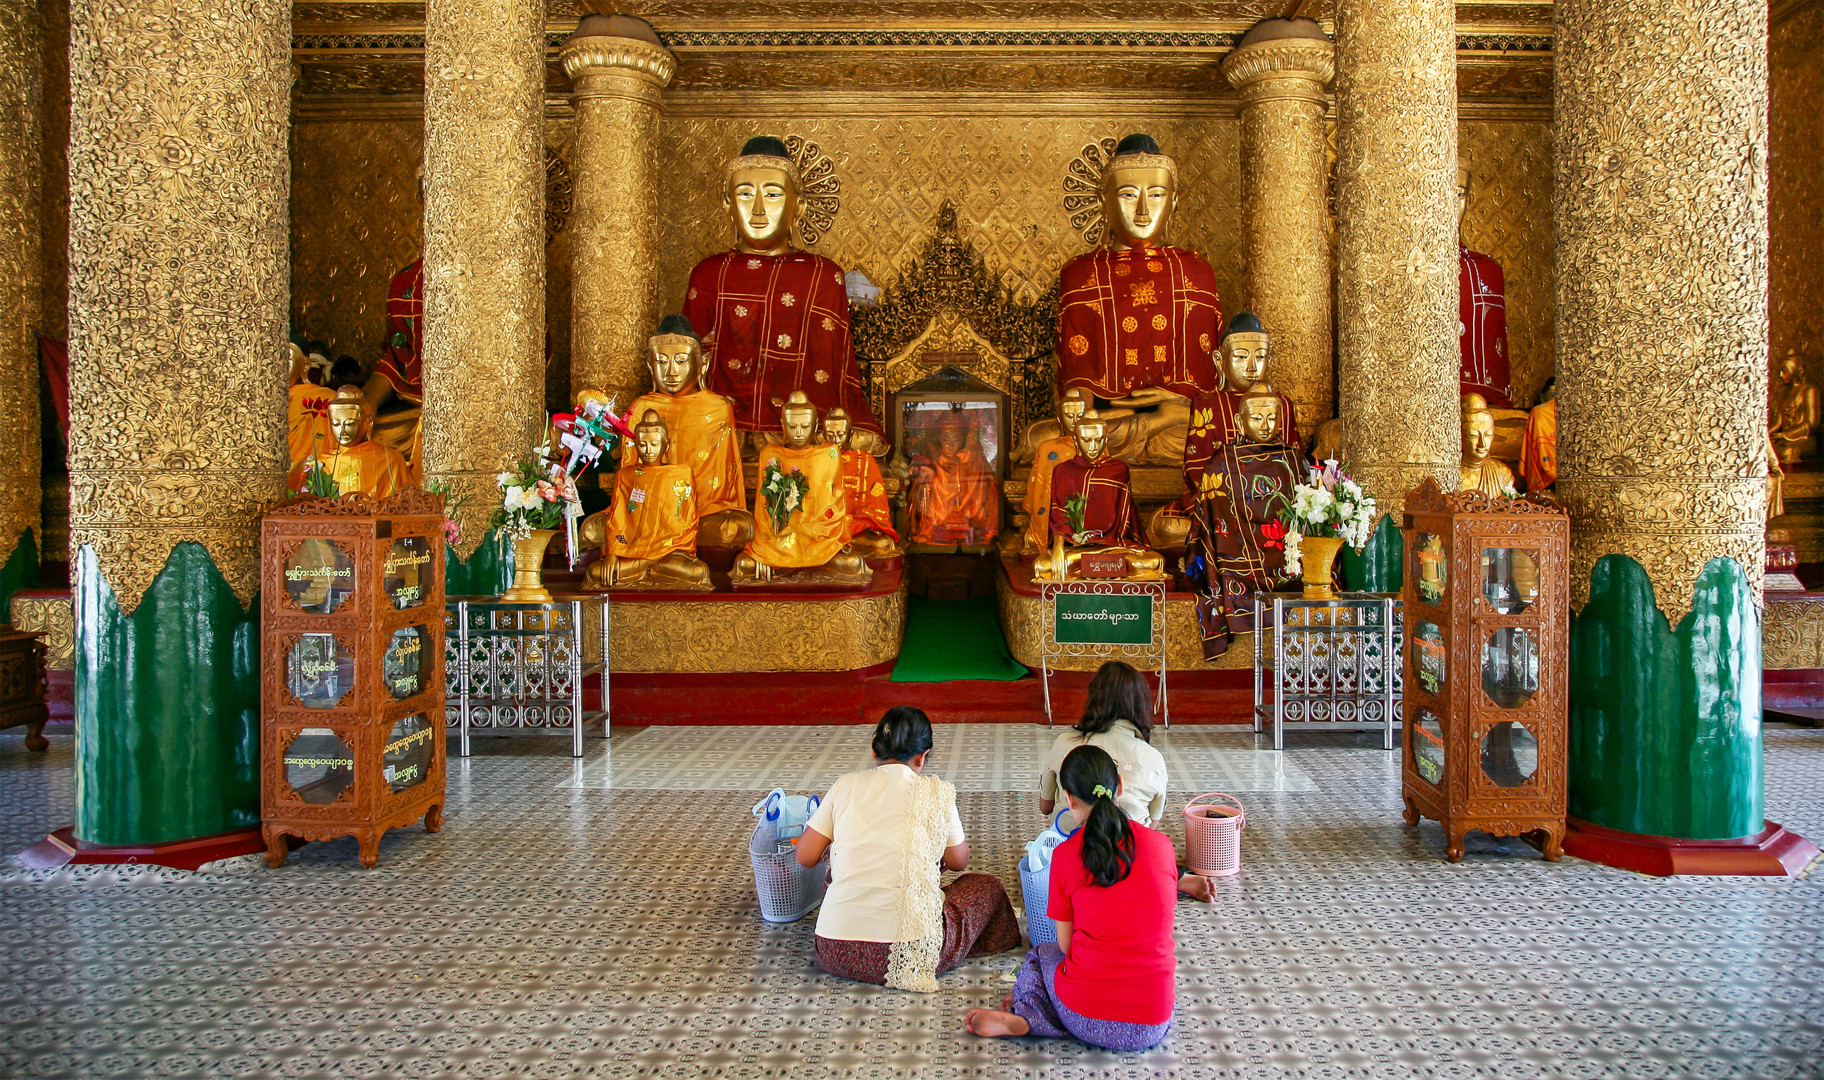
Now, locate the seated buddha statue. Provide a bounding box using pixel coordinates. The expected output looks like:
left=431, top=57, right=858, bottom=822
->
left=287, top=349, right=334, bottom=474
left=821, top=407, right=900, bottom=558
left=1054, top=133, right=1222, bottom=466
left=360, top=254, right=425, bottom=484
left=1458, top=164, right=1513, bottom=408
left=681, top=136, right=885, bottom=455
left=1032, top=411, right=1164, bottom=581
left=908, top=409, right=999, bottom=547
left=731, top=391, right=872, bottom=587
left=288, top=387, right=410, bottom=499
left=1187, top=388, right=1302, bottom=658
left=583, top=410, right=713, bottom=592
left=1770, top=347, right=1820, bottom=464
left=1460, top=394, right=1518, bottom=497
left=1519, top=376, right=1557, bottom=492
left=1020, top=388, right=1090, bottom=554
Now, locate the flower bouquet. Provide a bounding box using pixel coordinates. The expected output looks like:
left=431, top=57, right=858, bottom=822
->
left=489, top=442, right=585, bottom=603
left=759, top=460, right=811, bottom=534
left=1275, top=459, right=1378, bottom=599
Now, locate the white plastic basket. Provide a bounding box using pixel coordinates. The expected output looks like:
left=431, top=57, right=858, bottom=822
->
left=749, top=820, right=828, bottom=924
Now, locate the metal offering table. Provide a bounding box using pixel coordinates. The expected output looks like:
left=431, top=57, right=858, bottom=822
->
left=1252, top=592, right=1399, bottom=750
left=1039, top=578, right=1169, bottom=726
left=443, top=595, right=610, bottom=757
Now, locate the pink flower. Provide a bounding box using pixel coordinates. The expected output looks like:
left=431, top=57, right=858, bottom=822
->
left=535, top=481, right=559, bottom=502
left=443, top=519, right=460, bottom=546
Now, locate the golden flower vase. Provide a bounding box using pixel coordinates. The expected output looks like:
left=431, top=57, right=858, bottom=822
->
left=499, top=528, right=558, bottom=603
left=1300, top=536, right=1344, bottom=600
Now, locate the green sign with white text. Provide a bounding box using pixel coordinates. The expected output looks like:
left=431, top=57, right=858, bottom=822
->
left=1053, top=593, right=1153, bottom=645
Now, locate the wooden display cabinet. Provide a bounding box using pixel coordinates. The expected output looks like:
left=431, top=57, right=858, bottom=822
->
left=260, top=490, right=447, bottom=868
left=1400, top=478, right=1569, bottom=862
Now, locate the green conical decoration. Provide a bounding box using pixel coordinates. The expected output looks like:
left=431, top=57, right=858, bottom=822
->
left=0, top=527, right=39, bottom=624
left=446, top=528, right=513, bottom=597
left=1339, top=514, right=1403, bottom=594
left=1569, top=555, right=1762, bottom=840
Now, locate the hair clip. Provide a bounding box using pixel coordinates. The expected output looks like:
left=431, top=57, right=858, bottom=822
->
left=1091, top=784, right=1112, bottom=799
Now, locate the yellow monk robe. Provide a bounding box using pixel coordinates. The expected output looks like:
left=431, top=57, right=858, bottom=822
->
left=603, top=462, right=698, bottom=560
left=747, top=443, right=848, bottom=568
left=288, top=382, right=335, bottom=471
left=287, top=440, right=410, bottom=499
left=838, top=449, right=898, bottom=541
left=1022, top=434, right=1077, bottom=553
left=625, top=390, right=746, bottom=517
left=1519, top=397, right=1556, bottom=492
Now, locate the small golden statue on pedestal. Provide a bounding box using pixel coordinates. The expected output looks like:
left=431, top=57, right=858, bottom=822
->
left=287, top=387, right=410, bottom=499
left=582, top=411, right=714, bottom=592
left=731, top=391, right=872, bottom=587
left=1460, top=393, right=1518, bottom=497
left=821, top=407, right=900, bottom=558
left=1032, top=411, right=1164, bottom=582
left=1019, top=388, right=1091, bottom=554
left=1770, top=347, right=1820, bottom=464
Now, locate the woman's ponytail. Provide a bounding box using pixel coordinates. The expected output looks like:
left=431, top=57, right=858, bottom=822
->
left=1059, top=744, right=1134, bottom=887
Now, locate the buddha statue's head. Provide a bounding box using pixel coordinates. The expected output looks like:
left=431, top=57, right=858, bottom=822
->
left=1075, top=410, right=1109, bottom=463
left=649, top=313, right=703, bottom=396
left=1539, top=375, right=1557, bottom=403
left=1057, top=387, right=1091, bottom=434
left=820, top=407, right=853, bottom=451
left=780, top=390, right=818, bottom=449
left=1778, top=347, right=1803, bottom=384
left=1456, top=163, right=1472, bottom=234
left=725, top=136, right=799, bottom=256
left=634, top=409, right=670, bottom=465
left=1218, top=311, right=1270, bottom=392
left=1461, top=393, right=1495, bottom=465
left=1102, top=133, right=1178, bottom=251
left=1238, top=387, right=1284, bottom=446
left=327, top=386, right=367, bottom=447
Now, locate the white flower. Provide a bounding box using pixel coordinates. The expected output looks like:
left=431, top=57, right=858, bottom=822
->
left=783, top=487, right=801, bottom=512
left=1283, top=531, right=1303, bottom=577
left=496, top=472, right=513, bottom=487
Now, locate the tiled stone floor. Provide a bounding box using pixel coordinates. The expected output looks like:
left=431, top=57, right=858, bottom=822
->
left=2, top=721, right=1822, bottom=1079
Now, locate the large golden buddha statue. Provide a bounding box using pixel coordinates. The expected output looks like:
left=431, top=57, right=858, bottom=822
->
left=583, top=410, right=714, bottom=592
left=732, top=391, right=872, bottom=587
left=1056, top=133, right=1222, bottom=466
left=288, top=387, right=410, bottom=499
left=1458, top=164, right=1513, bottom=408
left=1460, top=394, right=1518, bottom=497
left=1770, top=346, right=1820, bottom=464
left=681, top=136, right=885, bottom=454
left=1033, top=411, right=1164, bottom=582
left=821, top=406, right=900, bottom=558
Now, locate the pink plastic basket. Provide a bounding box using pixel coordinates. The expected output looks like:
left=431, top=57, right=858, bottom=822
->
left=1184, top=793, right=1246, bottom=878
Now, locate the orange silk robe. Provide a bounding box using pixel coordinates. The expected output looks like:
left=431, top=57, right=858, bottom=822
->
left=839, top=449, right=898, bottom=541
left=1057, top=246, right=1222, bottom=399
left=1023, top=435, right=1077, bottom=552
left=911, top=444, right=998, bottom=545
left=287, top=383, right=334, bottom=471
left=288, top=440, right=409, bottom=499
left=626, top=390, right=746, bottom=517
left=1520, top=397, right=1557, bottom=492
left=747, top=443, right=849, bottom=568
left=603, top=462, right=698, bottom=560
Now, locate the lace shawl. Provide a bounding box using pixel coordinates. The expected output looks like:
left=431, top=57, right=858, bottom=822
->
left=884, top=773, right=954, bottom=992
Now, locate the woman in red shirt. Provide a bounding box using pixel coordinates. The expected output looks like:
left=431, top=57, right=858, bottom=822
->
left=964, top=745, right=1176, bottom=1050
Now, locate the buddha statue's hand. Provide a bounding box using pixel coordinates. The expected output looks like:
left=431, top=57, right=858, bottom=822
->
left=1107, top=386, right=1188, bottom=409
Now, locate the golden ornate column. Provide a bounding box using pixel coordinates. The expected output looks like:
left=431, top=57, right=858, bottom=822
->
left=0, top=0, right=42, bottom=616
left=1223, top=20, right=1335, bottom=430
left=421, top=0, right=548, bottom=553
left=560, top=15, right=674, bottom=407
left=1332, top=0, right=1460, bottom=518
left=66, top=0, right=290, bottom=845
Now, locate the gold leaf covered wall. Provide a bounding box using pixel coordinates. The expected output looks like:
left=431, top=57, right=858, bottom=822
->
left=1771, top=2, right=1824, bottom=392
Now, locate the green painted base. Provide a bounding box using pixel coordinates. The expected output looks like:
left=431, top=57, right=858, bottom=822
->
left=0, top=528, right=40, bottom=624
left=73, top=542, right=260, bottom=847
left=1339, top=515, right=1402, bottom=594
left=1569, top=555, right=1763, bottom=840
left=446, top=529, right=512, bottom=596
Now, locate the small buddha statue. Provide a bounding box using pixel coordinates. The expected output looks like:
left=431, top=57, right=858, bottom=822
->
left=732, top=391, right=872, bottom=587
left=1056, top=133, right=1222, bottom=466
left=1458, top=164, right=1514, bottom=408
left=358, top=251, right=426, bottom=484
left=287, top=345, right=334, bottom=475
left=1460, top=394, right=1519, bottom=497
left=1187, top=387, right=1302, bottom=658
left=1021, top=388, right=1091, bottom=554
left=1519, top=376, right=1557, bottom=492
left=583, top=410, right=713, bottom=591
left=1032, top=411, right=1164, bottom=581
left=908, top=410, right=999, bottom=546
left=1770, top=347, right=1820, bottom=464
left=288, top=387, right=410, bottom=499
left=681, top=136, right=885, bottom=454
left=821, top=406, right=900, bottom=558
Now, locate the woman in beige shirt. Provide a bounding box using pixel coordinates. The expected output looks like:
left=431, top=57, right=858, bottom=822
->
left=1038, top=662, right=1214, bottom=901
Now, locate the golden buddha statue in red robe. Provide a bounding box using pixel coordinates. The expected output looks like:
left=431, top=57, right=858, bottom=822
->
left=1458, top=165, right=1513, bottom=408
left=908, top=409, right=999, bottom=547
left=1056, top=133, right=1222, bottom=465
left=821, top=407, right=900, bottom=558
left=1021, top=388, right=1091, bottom=554
left=288, top=388, right=410, bottom=499
left=360, top=255, right=425, bottom=484
left=1032, top=412, right=1164, bottom=581
left=583, top=410, right=713, bottom=591
left=681, top=136, right=885, bottom=454
left=732, top=391, right=871, bottom=587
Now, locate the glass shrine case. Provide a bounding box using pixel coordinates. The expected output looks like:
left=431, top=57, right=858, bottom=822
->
left=893, top=367, right=1004, bottom=550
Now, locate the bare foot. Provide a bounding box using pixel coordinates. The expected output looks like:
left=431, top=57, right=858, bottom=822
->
left=1178, top=872, right=1214, bottom=902
left=965, top=1008, right=1031, bottom=1038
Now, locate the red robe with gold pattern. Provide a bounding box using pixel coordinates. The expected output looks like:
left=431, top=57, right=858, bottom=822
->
left=1048, top=455, right=1141, bottom=547
left=1057, top=246, right=1222, bottom=400
left=375, top=258, right=423, bottom=402
left=682, top=250, right=882, bottom=437
left=1459, top=245, right=1511, bottom=408
left=1181, top=389, right=1303, bottom=502
left=1188, top=441, right=1301, bottom=658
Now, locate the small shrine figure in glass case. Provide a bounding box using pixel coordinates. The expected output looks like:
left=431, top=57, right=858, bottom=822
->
left=907, top=406, right=1000, bottom=546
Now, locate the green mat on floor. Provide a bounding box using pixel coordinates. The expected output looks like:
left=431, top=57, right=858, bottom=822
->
left=890, top=594, right=1029, bottom=682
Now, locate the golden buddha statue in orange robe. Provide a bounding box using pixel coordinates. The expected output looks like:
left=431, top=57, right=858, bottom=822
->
left=583, top=411, right=713, bottom=591
left=732, top=391, right=871, bottom=587
left=1460, top=394, right=1518, bottom=497
left=1021, top=388, right=1090, bottom=554
left=908, top=409, right=999, bottom=547
left=821, top=407, right=899, bottom=558
left=288, top=387, right=410, bottom=499
left=1519, top=377, right=1557, bottom=492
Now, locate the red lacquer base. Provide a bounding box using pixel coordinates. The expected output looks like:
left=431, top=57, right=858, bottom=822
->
left=16, top=825, right=269, bottom=872
left=1563, top=817, right=1821, bottom=878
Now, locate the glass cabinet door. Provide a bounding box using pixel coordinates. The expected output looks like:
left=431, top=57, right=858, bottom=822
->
left=1481, top=547, right=1540, bottom=615
left=1481, top=627, right=1540, bottom=708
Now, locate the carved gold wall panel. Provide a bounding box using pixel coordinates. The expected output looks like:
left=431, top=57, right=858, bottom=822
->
left=608, top=582, right=906, bottom=672
left=1770, top=3, right=1824, bottom=394
left=1764, top=592, right=1824, bottom=671
left=9, top=592, right=71, bottom=670
left=0, top=0, right=42, bottom=569
left=66, top=0, right=291, bottom=613
left=1554, top=0, right=1768, bottom=622
left=1458, top=118, right=1554, bottom=410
